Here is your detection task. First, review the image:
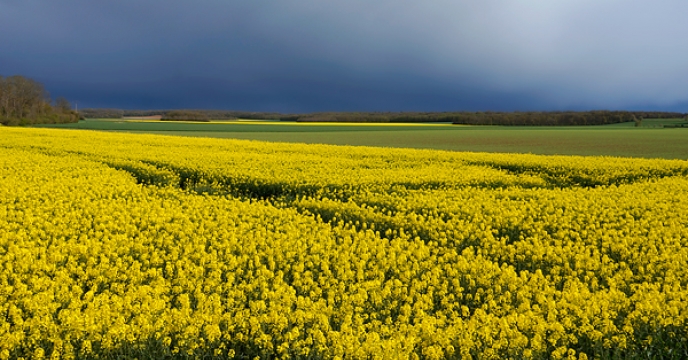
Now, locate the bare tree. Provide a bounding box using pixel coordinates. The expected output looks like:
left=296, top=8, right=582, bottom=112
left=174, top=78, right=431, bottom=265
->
left=55, top=97, right=72, bottom=113
left=0, top=75, right=78, bottom=125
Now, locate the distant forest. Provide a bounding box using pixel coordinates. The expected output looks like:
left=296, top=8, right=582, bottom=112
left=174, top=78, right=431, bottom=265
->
left=0, top=75, right=80, bottom=126
left=82, top=109, right=285, bottom=121
left=81, top=108, right=685, bottom=126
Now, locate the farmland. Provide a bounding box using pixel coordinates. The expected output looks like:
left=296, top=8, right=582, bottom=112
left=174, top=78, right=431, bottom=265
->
left=36, top=118, right=688, bottom=159
left=2, top=127, right=688, bottom=359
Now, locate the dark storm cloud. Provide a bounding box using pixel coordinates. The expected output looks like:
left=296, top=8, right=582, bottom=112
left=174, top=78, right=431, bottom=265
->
left=2, top=0, right=687, bottom=111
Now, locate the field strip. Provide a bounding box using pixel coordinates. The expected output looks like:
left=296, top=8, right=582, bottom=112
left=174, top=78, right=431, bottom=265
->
left=124, top=119, right=457, bottom=127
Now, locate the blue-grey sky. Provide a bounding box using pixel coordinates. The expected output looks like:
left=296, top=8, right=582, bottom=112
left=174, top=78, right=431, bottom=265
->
left=2, top=0, right=687, bottom=112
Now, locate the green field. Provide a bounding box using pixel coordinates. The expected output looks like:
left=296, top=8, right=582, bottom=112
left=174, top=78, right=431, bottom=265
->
left=35, top=118, right=688, bottom=159
left=34, top=118, right=456, bottom=132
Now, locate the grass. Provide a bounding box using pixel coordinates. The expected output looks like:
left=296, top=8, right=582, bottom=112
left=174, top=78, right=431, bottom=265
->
left=34, top=118, right=688, bottom=160
left=34, top=118, right=455, bottom=132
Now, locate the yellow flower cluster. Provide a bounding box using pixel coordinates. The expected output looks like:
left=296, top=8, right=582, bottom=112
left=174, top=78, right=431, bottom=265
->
left=1, top=127, right=687, bottom=359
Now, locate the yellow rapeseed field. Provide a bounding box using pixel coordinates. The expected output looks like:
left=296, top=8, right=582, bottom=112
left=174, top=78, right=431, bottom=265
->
left=1, top=127, right=687, bottom=359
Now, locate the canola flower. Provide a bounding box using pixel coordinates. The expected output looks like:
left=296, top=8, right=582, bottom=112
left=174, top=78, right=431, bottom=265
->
left=0, top=127, right=687, bottom=359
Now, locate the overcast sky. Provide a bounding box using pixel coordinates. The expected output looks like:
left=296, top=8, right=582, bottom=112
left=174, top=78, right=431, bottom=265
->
left=2, top=0, right=687, bottom=112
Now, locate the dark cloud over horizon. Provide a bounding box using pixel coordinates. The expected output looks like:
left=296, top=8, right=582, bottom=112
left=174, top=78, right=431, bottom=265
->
left=2, top=0, right=688, bottom=112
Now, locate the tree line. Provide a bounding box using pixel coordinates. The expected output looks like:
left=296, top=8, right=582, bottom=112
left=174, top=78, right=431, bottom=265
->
left=161, top=110, right=210, bottom=122
left=80, top=108, right=685, bottom=126
left=81, top=108, right=283, bottom=121
left=0, top=75, right=79, bottom=126
left=289, top=111, right=685, bottom=125
left=448, top=111, right=684, bottom=126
